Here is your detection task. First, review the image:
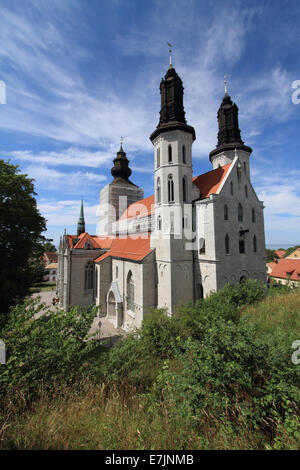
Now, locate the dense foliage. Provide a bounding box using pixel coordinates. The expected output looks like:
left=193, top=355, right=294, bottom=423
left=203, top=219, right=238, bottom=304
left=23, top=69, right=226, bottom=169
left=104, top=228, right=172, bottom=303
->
left=0, top=280, right=300, bottom=449
left=0, top=160, right=47, bottom=319
left=284, top=245, right=300, bottom=258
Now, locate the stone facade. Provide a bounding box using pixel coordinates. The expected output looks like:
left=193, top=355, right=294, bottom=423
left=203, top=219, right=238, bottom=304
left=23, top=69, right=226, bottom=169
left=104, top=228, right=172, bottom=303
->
left=57, top=62, right=267, bottom=331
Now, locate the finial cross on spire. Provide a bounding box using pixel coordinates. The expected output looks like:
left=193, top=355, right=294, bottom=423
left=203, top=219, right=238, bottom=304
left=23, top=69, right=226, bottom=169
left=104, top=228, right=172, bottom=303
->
left=120, top=136, right=124, bottom=145
left=167, top=42, right=173, bottom=66
left=224, top=74, right=228, bottom=95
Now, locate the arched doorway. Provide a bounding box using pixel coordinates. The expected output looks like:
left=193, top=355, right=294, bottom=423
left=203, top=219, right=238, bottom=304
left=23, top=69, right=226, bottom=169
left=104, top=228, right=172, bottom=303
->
left=107, top=291, right=116, bottom=320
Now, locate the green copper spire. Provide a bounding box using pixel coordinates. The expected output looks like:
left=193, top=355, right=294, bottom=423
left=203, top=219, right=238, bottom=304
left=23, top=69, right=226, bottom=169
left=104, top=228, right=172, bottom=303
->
left=77, top=199, right=85, bottom=236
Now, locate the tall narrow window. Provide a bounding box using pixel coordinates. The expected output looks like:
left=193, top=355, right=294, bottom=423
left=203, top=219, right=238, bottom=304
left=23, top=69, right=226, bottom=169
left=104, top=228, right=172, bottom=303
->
left=84, top=262, right=94, bottom=290
left=156, top=177, right=161, bottom=204
left=127, top=271, right=134, bottom=312
left=244, top=161, right=247, bottom=172
left=157, top=148, right=160, bottom=168
left=238, top=203, right=243, bottom=222
left=245, top=185, right=248, bottom=198
left=116, top=266, right=118, bottom=279
left=237, top=165, right=242, bottom=183
left=182, top=177, right=187, bottom=202
left=224, top=204, right=228, bottom=220
left=182, top=145, right=186, bottom=164
left=239, top=239, right=245, bottom=254
left=253, top=235, right=257, bottom=253
left=252, top=208, right=256, bottom=223
left=168, top=175, right=174, bottom=202
left=230, top=181, right=234, bottom=195
left=170, top=211, right=174, bottom=233
left=157, top=216, right=162, bottom=231
left=168, top=144, right=172, bottom=163
left=225, top=234, right=230, bottom=254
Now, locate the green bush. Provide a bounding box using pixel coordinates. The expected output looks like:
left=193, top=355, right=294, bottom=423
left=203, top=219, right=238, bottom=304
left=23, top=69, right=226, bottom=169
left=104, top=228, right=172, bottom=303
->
left=0, top=297, right=99, bottom=401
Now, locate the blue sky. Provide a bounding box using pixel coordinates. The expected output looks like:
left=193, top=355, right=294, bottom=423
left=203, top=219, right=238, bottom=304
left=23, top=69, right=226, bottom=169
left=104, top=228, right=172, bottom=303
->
left=0, top=0, right=300, bottom=247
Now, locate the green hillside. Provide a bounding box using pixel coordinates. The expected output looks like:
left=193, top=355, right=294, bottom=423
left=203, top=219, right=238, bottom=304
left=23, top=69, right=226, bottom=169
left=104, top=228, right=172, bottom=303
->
left=0, top=281, right=300, bottom=450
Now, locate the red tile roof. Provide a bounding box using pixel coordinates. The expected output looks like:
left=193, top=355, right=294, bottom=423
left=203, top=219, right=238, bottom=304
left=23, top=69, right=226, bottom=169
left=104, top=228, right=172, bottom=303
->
left=67, top=233, right=113, bottom=250
left=94, top=234, right=152, bottom=263
left=44, top=252, right=58, bottom=263
left=269, top=258, right=300, bottom=281
left=119, top=195, right=155, bottom=221
left=192, top=163, right=232, bottom=199
left=275, top=249, right=286, bottom=258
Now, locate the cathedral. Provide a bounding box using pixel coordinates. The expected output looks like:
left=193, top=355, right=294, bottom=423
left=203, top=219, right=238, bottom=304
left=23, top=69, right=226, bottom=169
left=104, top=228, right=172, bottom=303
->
left=57, top=59, right=266, bottom=330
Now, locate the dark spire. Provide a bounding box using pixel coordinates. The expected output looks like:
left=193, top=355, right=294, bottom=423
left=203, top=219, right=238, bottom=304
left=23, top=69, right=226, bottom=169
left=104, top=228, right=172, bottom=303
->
left=209, top=91, right=252, bottom=160
left=111, top=144, right=136, bottom=186
left=150, top=64, right=195, bottom=142
left=77, top=199, right=85, bottom=236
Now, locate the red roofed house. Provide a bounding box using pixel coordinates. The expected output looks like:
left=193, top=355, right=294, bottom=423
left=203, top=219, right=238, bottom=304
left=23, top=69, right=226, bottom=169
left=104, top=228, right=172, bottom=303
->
left=57, top=60, right=266, bottom=330
left=269, top=258, right=300, bottom=288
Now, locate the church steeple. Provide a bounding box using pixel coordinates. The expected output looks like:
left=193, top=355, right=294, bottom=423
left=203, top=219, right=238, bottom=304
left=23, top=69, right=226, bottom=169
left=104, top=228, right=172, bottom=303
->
left=150, top=62, right=195, bottom=142
left=111, top=143, right=136, bottom=186
left=77, top=199, right=85, bottom=236
left=209, top=86, right=252, bottom=160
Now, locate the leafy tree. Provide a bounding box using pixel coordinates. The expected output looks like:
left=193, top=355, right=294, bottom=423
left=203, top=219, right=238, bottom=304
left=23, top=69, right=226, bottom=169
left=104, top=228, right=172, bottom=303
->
left=266, top=249, right=276, bottom=263
left=0, top=160, right=47, bottom=318
left=42, top=240, right=57, bottom=252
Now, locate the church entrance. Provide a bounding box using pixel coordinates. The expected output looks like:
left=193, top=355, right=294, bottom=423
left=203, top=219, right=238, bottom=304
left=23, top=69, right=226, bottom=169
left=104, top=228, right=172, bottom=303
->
left=107, top=291, right=116, bottom=321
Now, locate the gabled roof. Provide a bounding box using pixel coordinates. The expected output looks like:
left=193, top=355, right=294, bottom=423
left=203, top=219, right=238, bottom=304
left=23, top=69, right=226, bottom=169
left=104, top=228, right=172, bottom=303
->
left=192, top=163, right=232, bottom=199
left=94, top=234, right=152, bottom=263
left=67, top=233, right=113, bottom=250
left=119, top=195, right=155, bottom=221
left=269, top=258, right=300, bottom=281
left=44, top=252, right=58, bottom=263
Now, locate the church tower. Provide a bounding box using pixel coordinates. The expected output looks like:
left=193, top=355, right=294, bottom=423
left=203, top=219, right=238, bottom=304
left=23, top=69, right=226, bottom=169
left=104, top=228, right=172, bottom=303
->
left=77, top=199, right=85, bottom=236
left=150, top=57, right=196, bottom=314
left=209, top=79, right=252, bottom=179
left=98, top=144, right=144, bottom=236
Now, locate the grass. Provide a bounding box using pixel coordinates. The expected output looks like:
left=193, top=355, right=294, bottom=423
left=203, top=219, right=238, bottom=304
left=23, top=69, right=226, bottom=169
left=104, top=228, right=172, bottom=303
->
left=1, top=289, right=300, bottom=450
left=29, top=282, right=56, bottom=293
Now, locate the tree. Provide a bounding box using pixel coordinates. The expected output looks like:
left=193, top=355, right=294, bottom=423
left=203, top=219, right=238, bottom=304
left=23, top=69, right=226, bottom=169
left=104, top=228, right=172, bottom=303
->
left=284, top=245, right=300, bottom=258
left=0, top=160, right=47, bottom=318
left=42, top=240, right=56, bottom=252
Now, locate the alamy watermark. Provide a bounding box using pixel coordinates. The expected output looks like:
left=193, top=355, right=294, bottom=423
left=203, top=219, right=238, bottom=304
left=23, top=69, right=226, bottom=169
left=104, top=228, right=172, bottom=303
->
left=0, top=80, right=6, bottom=104
left=292, top=340, right=300, bottom=365
left=291, top=80, right=300, bottom=104
left=0, top=340, right=5, bottom=365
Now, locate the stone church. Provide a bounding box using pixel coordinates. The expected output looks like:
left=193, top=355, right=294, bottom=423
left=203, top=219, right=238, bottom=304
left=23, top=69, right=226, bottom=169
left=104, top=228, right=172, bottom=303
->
left=57, top=59, right=266, bottom=330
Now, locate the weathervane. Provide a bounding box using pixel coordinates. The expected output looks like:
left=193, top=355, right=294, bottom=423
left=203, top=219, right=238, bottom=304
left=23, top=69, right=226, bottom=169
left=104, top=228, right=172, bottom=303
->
left=224, top=74, right=228, bottom=95
left=167, top=42, right=173, bottom=66
left=120, top=136, right=124, bottom=146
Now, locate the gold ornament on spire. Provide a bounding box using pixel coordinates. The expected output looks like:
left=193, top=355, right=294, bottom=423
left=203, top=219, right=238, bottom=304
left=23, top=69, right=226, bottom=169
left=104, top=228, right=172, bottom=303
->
left=224, top=74, right=228, bottom=95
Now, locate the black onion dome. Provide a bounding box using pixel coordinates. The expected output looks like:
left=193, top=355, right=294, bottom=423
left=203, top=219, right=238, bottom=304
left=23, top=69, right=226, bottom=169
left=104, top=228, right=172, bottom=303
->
left=209, top=92, right=252, bottom=160
left=111, top=145, right=136, bottom=185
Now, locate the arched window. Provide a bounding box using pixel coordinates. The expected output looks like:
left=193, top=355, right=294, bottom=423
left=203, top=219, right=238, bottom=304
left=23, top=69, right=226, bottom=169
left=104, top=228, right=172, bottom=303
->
left=225, top=234, right=230, bottom=254
left=252, top=208, right=256, bottom=223
left=244, top=161, right=247, bottom=172
left=116, top=266, right=118, bottom=279
left=199, top=237, right=206, bottom=255
left=168, top=144, right=172, bottom=163
left=156, top=177, right=161, bottom=204
left=157, top=148, right=160, bottom=168
left=253, top=235, right=257, bottom=253
left=127, top=271, right=134, bottom=312
left=168, top=174, right=174, bottom=202
left=224, top=204, right=228, bottom=220
left=237, top=165, right=242, bottom=183
left=182, top=145, right=186, bottom=164
left=157, top=216, right=162, bottom=231
left=238, top=203, right=243, bottom=222
left=84, top=261, right=94, bottom=290
left=182, top=176, right=187, bottom=202
left=136, top=224, right=140, bottom=233
left=245, top=185, right=248, bottom=198
left=239, top=238, right=245, bottom=254
left=240, top=276, right=246, bottom=284
left=230, top=181, right=234, bottom=195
